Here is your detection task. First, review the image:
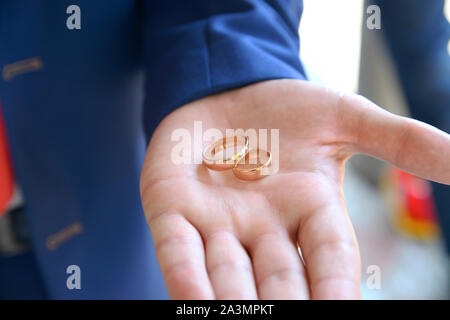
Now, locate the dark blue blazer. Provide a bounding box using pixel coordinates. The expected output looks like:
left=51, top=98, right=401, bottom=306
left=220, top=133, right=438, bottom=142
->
left=0, top=0, right=306, bottom=298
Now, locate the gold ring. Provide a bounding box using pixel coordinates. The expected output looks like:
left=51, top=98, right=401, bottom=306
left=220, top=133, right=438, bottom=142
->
left=202, top=135, right=249, bottom=171
left=232, top=148, right=272, bottom=181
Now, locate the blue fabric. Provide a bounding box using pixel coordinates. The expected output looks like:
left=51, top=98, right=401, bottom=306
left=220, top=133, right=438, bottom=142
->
left=0, top=0, right=306, bottom=298
left=0, top=252, right=47, bottom=299
left=141, top=0, right=306, bottom=137
left=375, top=0, right=450, bottom=253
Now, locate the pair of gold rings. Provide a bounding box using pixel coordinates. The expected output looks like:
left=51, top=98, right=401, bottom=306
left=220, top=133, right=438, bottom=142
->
left=202, top=135, right=272, bottom=181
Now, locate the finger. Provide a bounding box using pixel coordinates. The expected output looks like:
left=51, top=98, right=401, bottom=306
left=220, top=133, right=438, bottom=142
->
left=297, top=202, right=360, bottom=300
left=247, top=228, right=309, bottom=299
left=149, top=212, right=214, bottom=299
left=340, top=93, right=450, bottom=184
left=205, top=231, right=258, bottom=299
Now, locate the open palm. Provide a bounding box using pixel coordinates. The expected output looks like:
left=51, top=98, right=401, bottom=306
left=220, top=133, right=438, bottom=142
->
left=140, top=80, right=450, bottom=299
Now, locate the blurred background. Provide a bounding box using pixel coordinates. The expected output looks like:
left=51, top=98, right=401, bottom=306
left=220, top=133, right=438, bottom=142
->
left=299, top=0, right=450, bottom=299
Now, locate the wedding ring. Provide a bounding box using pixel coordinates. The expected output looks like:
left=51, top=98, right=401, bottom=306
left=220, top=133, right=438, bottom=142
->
left=232, top=148, right=272, bottom=181
left=202, top=135, right=249, bottom=171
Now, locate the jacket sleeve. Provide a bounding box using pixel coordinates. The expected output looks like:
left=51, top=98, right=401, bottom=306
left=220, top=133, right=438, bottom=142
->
left=141, top=0, right=307, bottom=139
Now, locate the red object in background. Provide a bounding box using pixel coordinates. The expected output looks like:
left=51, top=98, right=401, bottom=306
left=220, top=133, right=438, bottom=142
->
left=383, top=168, right=439, bottom=240
left=395, top=170, right=437, bottom=223
left=0, top=99, right=14, bottom=215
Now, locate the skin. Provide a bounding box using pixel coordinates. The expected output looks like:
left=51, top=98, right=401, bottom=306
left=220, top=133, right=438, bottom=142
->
left=140, top=79, right=450, bottom=300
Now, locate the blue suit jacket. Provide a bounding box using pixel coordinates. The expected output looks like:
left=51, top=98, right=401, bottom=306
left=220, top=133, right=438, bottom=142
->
left=0, top=0, right=306, bottom=299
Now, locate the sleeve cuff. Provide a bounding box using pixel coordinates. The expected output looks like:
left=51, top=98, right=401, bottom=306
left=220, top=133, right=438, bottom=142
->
left=142, top=2, right=307, bottom=140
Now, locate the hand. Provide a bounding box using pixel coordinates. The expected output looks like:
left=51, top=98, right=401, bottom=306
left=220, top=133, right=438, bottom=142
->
left=140, top=79, right=450, bottom=299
